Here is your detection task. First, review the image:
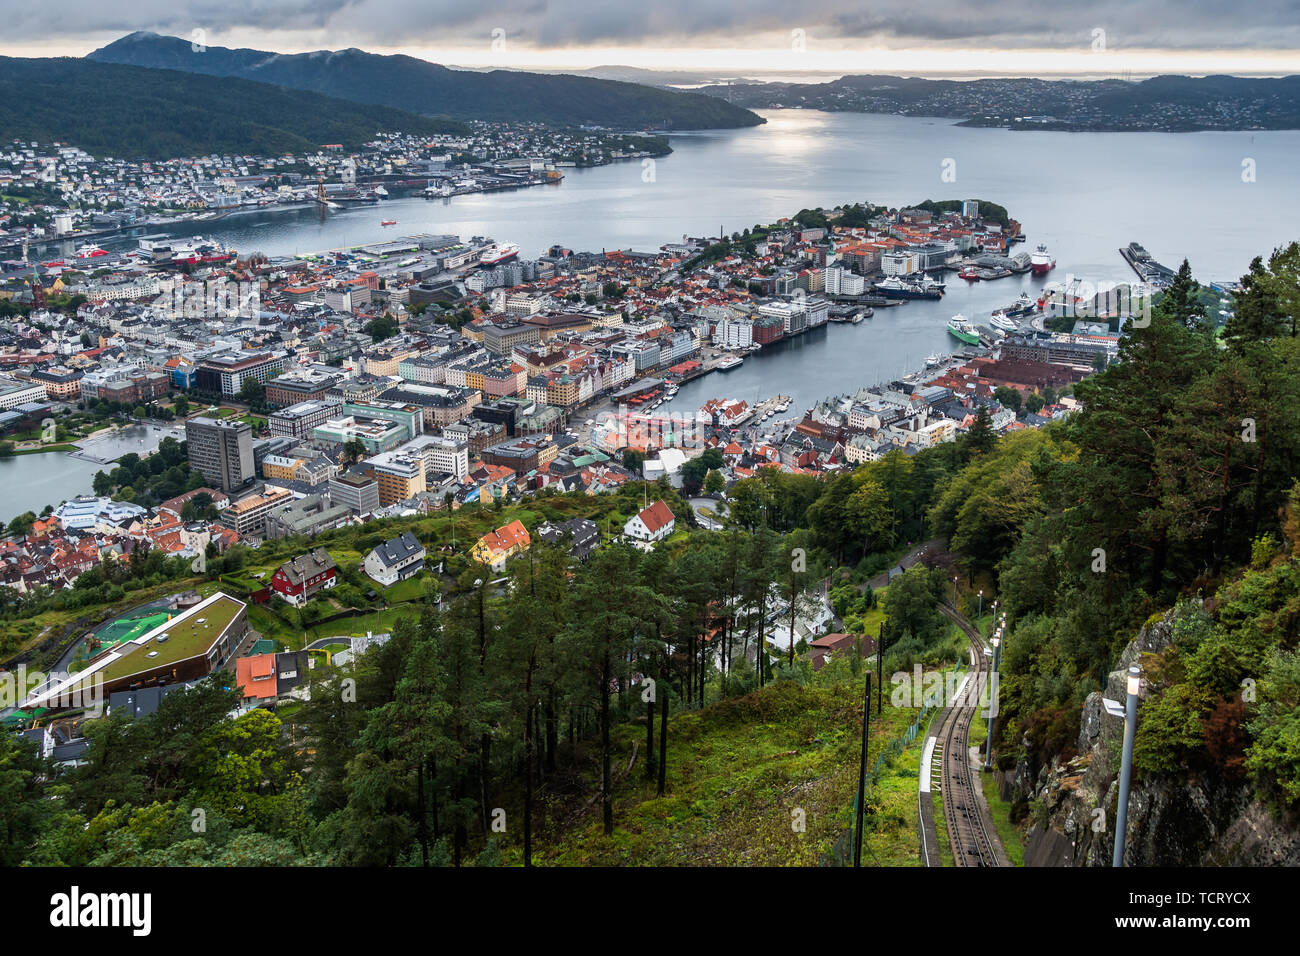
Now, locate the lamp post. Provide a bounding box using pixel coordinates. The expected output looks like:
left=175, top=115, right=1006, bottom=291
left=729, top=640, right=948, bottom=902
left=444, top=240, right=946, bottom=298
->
left=977, top=589, right=983, bottom=631
left=1112, top=665, right=1142, bottom=867
left=983, top=629, right=1001, bottom=771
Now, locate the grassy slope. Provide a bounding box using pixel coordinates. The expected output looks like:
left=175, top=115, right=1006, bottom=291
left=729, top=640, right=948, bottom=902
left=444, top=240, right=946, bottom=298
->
left=532, top=679, right=926, bottom=866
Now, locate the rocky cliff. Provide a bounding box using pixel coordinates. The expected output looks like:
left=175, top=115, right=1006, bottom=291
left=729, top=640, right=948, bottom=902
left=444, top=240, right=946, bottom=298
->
left=1011, top=610, right=1300, bottom=866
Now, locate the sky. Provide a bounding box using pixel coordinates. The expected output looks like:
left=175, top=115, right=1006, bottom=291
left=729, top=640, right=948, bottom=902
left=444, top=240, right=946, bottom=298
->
left=1, top=0, right=1298, bottom=77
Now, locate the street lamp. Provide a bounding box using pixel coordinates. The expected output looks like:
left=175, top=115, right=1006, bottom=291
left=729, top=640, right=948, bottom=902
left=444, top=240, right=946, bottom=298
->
left=1110, top=665, right=1142, bottom=867
left=984, top=631, right=1001, bottom=770
left=977, top=589, right=983, bottom=630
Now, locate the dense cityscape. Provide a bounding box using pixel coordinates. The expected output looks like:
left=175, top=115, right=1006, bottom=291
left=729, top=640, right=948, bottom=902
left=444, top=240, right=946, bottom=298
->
left=2, top=5, right=1300, bottom=922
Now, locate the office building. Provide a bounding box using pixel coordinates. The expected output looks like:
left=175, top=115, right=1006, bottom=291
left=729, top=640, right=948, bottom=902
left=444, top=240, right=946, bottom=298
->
left=185, top=416, right=255, bottom=491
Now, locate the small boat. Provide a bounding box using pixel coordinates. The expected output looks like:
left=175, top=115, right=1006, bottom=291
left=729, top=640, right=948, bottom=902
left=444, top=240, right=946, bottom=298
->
left=925, top=353, right=941, bottom=367
left=381, top=219, right=397, bottom=226
left=958, top=267, right=981, bottom=281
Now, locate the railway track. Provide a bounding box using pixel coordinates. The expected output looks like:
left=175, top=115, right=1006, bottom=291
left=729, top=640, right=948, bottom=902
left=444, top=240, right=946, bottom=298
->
left=932, top=601, right=1003, bottom=867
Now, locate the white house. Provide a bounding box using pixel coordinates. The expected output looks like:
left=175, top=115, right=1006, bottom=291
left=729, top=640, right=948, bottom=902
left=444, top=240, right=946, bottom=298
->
left=363, top=531, right=426, bottom=586
left=624, top=500, right=675, bottom=544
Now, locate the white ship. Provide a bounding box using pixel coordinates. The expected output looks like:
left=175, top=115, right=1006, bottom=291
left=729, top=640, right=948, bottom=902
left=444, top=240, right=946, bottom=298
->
left=479, top=241, right=520, bottom=266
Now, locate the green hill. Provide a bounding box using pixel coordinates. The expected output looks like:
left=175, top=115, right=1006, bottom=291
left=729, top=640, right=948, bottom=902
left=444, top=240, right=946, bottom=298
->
left=0, top=56, right=469, bottom=159
left=88, top=32, right=765, bottom=131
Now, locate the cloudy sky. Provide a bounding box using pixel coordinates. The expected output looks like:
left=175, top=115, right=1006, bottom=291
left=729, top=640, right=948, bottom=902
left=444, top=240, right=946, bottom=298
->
left=2, top=0, right=1297, bottom=76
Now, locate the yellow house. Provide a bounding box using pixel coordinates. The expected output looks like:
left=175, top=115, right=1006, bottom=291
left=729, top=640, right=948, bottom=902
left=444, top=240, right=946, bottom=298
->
left=469, top=519, right=531, bottom=572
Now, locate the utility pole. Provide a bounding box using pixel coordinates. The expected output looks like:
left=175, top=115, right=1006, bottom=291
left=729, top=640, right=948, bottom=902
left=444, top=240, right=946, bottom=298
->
left=853, top=672, right=872, bottom=867
left=876, top=621, right=884, bottom=716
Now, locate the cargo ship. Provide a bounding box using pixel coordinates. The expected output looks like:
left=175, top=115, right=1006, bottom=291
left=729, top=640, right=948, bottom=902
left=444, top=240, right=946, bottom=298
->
left=1031, top=243, right=1056, bottom=275
left=947, top=314, right=981, bottom=345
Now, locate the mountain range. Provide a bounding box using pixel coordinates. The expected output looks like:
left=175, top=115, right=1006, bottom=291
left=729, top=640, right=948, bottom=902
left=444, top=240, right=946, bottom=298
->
left=87, top=32, right=764, bottom=131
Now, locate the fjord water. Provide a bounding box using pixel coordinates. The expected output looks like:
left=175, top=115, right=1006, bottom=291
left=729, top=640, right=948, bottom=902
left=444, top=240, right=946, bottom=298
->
left=20, top=110, right=1297, bottom=518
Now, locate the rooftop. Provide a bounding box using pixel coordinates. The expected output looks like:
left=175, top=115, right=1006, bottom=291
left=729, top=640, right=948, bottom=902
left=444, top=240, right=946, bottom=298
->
left=98, top=593, right=244, bottom=682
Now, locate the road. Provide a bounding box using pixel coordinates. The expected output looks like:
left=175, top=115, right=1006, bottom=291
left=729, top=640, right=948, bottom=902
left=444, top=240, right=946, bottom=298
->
left=866, top=537, right=944, bottom=590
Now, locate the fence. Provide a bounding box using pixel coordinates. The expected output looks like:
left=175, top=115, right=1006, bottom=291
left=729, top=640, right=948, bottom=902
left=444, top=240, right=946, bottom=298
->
left=820, top=701, right=936, bottom=867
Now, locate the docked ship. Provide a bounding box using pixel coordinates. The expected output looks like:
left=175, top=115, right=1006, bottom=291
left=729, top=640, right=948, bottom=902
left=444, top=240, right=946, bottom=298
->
left=1002, top=291, right=1040, bottom=317
left=989, top=313, right=1018, bottom=333
left=717, top=355, right=744, bottom=371
left=1031, top=243, right=1056, bottom=275
left=873, top=276, right=943, bottom=300
left=947, top=314, right=981, bottom=345
left=74, top=244, right=109, bottom=259
left=161, top=237, right=232, bottom=266
left=958, top=266, right=982, bottom=281
left=479, top=241, right=520, bottom=266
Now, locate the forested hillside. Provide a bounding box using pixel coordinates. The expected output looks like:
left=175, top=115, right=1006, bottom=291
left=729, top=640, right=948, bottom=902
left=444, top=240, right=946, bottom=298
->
left=88, top=32, right=765, bottom=131
left=0, top=57, right=468, bottom=159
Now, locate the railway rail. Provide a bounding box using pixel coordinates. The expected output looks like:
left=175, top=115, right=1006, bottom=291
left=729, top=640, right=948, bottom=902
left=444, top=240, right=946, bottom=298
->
left=931, top=601, right=1003, bottom=867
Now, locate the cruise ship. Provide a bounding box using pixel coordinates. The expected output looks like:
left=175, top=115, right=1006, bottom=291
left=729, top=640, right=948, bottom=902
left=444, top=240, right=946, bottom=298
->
left=479, top=241, right=520, bottom=266
left=874, top=276, right=944, bottom=300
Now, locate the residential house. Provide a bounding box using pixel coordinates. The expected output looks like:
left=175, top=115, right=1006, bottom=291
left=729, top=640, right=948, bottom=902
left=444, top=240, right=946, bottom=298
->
left=624, top=500, right=675, bottom=544
left=363, top=531, right=426, bottom=586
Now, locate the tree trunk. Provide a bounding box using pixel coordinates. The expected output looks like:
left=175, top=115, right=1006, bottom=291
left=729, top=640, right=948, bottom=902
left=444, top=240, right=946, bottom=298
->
left=524, top=699, right=533, bottom=867
left=545, top=690, right=558, bottom=774
left=416, top=761, right=429, bottom=867
left=657, top=652, right=669, bottom=797
left=601, top=649, right=614, bottom=836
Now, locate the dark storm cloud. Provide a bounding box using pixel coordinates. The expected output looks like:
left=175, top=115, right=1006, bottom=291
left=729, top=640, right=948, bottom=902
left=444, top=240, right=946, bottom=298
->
left=0, top=0, right=1294, bottom=51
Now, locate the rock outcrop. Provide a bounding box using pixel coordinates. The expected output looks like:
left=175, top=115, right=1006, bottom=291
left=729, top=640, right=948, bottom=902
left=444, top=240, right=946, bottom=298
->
left=1017, top=610, right=1300, bottom=866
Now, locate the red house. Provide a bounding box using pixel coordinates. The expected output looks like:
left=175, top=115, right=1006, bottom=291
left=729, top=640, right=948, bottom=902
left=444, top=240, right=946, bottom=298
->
left=270, top=548, right=338, bottom=606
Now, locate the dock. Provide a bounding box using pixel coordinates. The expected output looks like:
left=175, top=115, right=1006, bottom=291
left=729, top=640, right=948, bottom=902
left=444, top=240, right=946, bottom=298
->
left=1119, top=241, right=1176, bottom=286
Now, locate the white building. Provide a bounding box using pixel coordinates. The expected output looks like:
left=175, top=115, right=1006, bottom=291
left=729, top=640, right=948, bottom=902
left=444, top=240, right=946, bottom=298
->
left=624, top=500, right=676, bottom=544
